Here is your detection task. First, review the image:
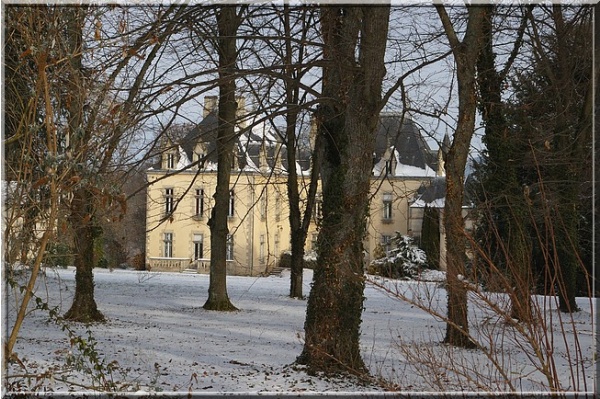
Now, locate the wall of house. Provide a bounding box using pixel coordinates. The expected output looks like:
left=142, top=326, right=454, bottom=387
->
left=146, top=168, right=321, bottom=276
left=363, top=177, right=431, bottom=264
left=146, top=165, right=435, bottom=276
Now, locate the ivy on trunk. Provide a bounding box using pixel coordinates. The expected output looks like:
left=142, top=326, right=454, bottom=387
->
left=298, top=5, right=390, bottom=375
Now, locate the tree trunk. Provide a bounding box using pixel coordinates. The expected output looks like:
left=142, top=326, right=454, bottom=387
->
left=64, top=188, right=105, bottom=322
left=549, top=5, right=584, bottom=313
left=436, top=5, right=486, bottom=348
left=289, top=229, right=306, bottom=299
left=289, top=132, right=322, bottom=299
left=62, top=6, right=105, bottom=323
left=298, top=5, right=389, bottom=375
left=421, top=205, right=440, bottom=269
left=284, top=5, right=305, bottom=300
left=475, top=6, right=533, bottom=322
left=204, top=6, right=240, bottom=311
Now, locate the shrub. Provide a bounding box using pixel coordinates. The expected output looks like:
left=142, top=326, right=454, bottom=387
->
left=130, top=253, right=146, bottom=271
left=369, top=233, right=428, bottom=279
left=277, top=251, right=317, bottom=270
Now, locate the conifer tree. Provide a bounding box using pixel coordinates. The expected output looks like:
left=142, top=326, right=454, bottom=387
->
left=420, top=205, right=440, bottom=269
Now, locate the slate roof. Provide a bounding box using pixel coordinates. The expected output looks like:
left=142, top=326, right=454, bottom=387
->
left=411, top=174, right=476, bottom=209
left=180, top=110, right=219, bottom=165
left=153, top=110, right=436, bottom=176
left=373, top=113, right=437, bottom=171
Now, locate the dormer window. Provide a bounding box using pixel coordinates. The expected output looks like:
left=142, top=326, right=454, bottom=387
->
left=385, top=159, right=393, bottom=175
left=196, top=152, right=204, bottom=169
left=166, top=152, right=176, bottom=169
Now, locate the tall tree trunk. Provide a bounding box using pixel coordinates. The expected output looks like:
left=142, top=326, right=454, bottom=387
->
left=64, top=188, right=105, bottom=322
left=62, top=6, right=105, bottom=323
left=282, top=5, right=321, bottom=299
left=288, top=130, right=323, bottom=299
left=204, top=6, right=240, bottom=311
left=436, top=5, right=486, bottom=348
left=549, top=4, right=585, bottom=313
left=298, top=5, right=389, bottom=374
left=476, top=6, right=533, bottom=322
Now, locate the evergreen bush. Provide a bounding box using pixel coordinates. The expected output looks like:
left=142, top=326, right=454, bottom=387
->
left=369, top=233, right=428, bottom=279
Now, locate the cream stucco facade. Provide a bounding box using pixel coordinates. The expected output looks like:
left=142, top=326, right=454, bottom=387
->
left=146, top=167, right=319, bottom=275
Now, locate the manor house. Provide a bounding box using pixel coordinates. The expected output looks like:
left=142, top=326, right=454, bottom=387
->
left=145, top=97, right=445, bottom=276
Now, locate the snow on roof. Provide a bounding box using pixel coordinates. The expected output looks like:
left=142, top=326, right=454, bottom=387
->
left=241, top=152, right=260, bottom=173
left=373, top=148, right=437, bottom=178
left=176, top=146, right=190, bottom=170
left=394, top=149, right=435, bottom=177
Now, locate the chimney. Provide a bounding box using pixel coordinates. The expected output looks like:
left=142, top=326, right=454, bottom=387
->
left=203, top=96, right=218, bottom=118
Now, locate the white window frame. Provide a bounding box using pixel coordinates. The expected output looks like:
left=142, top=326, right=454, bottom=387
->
left=166, top=152, right=175, bottom=169
left=226, top=234, right=234, bottom=261
left=193, top=233, right=203, bottom=260
left=164, top=232, right=173, bottom=258
left=165, top=188, right=174, bottom=215
left=385, top=159, right=393, bottom=175
left=383, top=193, right=393, bottom=220
left=314, top=196, right=323, bottom=221
left=195, top=188, right=204, bottom=216
left=228, top=189, right=235, bottom=217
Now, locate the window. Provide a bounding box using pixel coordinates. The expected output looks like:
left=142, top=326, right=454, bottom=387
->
left=193, top=233, right=203, bottom=260
left=260, top=193, right=267, bottom=220
left=165, top=188, right=174, bottom=215
left=381, top=235, right=392, bottom=255
left=195, top=189, right=204, bottom=216
left=226, top=234, right=234, bottom=261
left=385, top=160, right=393, bottom=175
left=164, top=232, right=173, bottom=258
left=311, top=233, right=318, bottom=251
left=275, top=194, right=281, bottom=222
left=383, top=193, right=393, bottom=220
left=259, top=235, right=265, bottom=264
left=274, top=232, right=280, bottom=256
left=314, top=196, right=323, bottom=222
left=228, top=189, right=235, bottom=217
left=166, top=152, right=175, bottom=169
left=195, top=152, right=204, bottom=168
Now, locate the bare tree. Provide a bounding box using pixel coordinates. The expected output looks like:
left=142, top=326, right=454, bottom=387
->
left=204, top=5, right=246, bottom=311
left=62, top=5, right=187, bottom=322
left=297, top=5, right=390, bottom=374
left=435, top=4, right=486, bottom=348
left=4, top=5, right=189, bottom=326
left=279, top=5, right=322, bottom=299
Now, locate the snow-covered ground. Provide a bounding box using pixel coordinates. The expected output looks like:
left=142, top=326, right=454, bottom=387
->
left=4, top=266, right=597, bottom=395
